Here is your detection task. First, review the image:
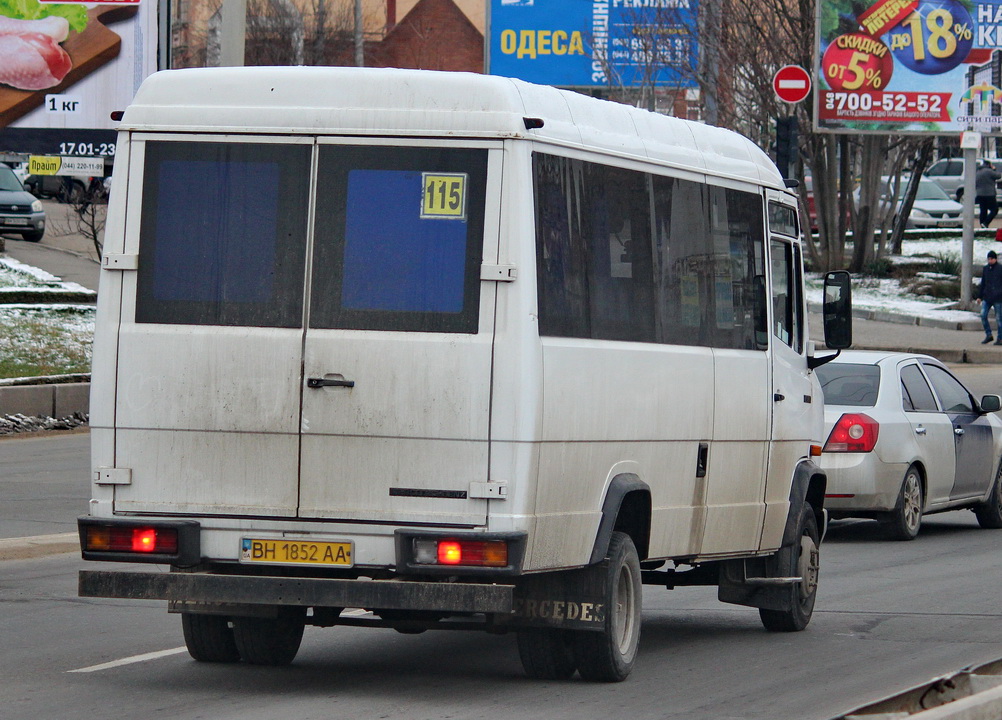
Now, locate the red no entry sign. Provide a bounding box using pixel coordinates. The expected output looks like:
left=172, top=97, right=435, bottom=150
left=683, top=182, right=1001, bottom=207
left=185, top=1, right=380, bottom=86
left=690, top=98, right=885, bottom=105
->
left=773, top=65, right=812, bottom=104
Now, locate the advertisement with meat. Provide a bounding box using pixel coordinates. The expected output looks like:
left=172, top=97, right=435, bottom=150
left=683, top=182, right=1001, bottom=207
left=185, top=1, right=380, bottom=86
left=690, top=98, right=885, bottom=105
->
left=0, top=0, right=156, bottom=156
left=816, top=0, right=1002, bottom=134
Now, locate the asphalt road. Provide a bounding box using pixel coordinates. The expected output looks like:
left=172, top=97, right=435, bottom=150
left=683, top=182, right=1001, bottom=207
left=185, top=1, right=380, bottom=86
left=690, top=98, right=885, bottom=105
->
left=2, top=366, right=1002, bottom=718
left=2, top=512, right=1001, bottom=720
left=0, top=430, right=89, bottom=539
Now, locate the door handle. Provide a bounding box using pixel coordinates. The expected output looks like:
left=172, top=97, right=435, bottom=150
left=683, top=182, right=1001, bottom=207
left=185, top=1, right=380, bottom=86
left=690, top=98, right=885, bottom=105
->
left=307, top=376, right=355, bottom=389
left=915, top=426, right=927, bottom=435
left=954, top=427, right=965, bottom=436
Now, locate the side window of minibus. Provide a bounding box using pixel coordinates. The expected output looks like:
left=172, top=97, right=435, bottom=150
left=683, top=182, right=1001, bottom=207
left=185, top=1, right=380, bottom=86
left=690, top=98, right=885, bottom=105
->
left=770, top=238, right=803, bottom=352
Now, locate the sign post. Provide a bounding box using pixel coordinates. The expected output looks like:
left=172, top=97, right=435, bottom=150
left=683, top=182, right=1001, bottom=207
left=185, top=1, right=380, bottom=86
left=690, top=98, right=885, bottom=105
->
left=961, top=131, right=981, bottom=306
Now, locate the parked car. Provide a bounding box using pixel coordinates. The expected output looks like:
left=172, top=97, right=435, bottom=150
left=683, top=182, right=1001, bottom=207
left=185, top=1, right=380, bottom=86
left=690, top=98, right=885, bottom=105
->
left=24, top=174, right=86, bottom=203
left=924, top=157, right=1002, bottom=202
left=0, top=163, right=45, bottom=241
left=854, top=176, right=963, bottom=229
left=817, top=350, right=1002, bottom=540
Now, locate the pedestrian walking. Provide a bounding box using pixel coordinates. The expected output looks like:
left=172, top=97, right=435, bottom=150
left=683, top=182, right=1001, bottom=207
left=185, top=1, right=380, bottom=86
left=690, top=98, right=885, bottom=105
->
left=976, top=161, right=1002, bottom=228
left=979, top=250, right=1002, bottom=344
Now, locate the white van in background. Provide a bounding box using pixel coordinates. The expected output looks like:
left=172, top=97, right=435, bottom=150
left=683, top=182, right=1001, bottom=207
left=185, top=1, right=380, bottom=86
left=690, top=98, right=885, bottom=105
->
left=78, top=67, right=851, bottom=682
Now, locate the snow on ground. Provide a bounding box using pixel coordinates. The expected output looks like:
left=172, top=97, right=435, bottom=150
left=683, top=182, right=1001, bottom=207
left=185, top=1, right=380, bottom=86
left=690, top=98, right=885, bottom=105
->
left=805, top=236, right=996, bottom=324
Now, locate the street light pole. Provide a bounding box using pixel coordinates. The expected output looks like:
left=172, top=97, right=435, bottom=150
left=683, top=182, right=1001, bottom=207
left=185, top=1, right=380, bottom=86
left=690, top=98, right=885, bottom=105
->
left=354, top=0, right=364, bottom=67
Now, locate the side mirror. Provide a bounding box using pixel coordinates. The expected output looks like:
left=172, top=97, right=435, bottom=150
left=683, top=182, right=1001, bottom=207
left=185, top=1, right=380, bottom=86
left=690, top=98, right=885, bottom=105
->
left=980, top=395, right=1001, bottom=413
left=823, top=271, right=852, bottom=349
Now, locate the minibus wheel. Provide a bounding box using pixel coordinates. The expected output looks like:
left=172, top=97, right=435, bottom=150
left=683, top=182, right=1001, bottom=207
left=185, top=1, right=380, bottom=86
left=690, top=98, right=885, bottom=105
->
left=574, top=531, right=641, bottom=682
left=759, top=503, right=819, bottom=632
left=181, top=612, right=240, bottom=663
left=231, top=608, right=306, bottom=665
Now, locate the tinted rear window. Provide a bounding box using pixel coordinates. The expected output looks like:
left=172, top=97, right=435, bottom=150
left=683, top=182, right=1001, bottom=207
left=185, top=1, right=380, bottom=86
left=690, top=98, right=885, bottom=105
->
left=816, top=363, right=880, bottom=406
left=310, top=145, right=487, bottom=333
left=136, top=141, right=311, bottom=327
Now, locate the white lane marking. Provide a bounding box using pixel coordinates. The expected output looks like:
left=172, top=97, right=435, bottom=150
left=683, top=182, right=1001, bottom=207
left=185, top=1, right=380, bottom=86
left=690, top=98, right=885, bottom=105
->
left=68, top=646, right=188, bottom=673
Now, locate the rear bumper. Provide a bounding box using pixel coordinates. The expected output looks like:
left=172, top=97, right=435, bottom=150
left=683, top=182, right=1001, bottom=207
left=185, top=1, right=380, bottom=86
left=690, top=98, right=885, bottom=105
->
left=79, top=569, right=514, bottom=614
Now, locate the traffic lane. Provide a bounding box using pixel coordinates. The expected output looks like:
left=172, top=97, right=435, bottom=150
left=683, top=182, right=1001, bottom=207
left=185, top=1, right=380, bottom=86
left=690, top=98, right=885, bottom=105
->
left=0, top=430, right=89, bottom=538
left=5, top=514, right=1002, bottom=720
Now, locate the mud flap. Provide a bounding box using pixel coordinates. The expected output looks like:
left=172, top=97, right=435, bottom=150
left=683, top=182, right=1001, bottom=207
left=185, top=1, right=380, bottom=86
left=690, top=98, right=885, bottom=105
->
left=717, top=550, right=798, bottom=612
left=510, top=563, right=610, bottom=632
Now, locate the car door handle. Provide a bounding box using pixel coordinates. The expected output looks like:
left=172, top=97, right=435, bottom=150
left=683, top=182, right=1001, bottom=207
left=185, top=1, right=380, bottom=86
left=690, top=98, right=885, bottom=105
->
left=307, top=376, right=355, bottom=389
left=954, top=427, right=965, bottom=436
left=915, top=426, right=927, bottom=435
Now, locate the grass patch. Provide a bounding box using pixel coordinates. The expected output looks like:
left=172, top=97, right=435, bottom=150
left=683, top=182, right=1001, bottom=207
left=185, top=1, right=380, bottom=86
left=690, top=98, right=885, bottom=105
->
left=928, top=251, right=961, bottom=275
left=0, top=306, right=94, bottom=378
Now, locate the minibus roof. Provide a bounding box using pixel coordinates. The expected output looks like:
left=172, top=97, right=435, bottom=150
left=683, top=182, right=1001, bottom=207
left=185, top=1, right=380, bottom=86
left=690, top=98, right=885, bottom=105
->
left=122, top=67, right=783, bottom=189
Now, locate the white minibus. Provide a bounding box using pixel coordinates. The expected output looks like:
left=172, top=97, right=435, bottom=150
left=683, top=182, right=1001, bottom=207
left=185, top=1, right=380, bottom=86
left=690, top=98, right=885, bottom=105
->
left=79, top=67, right=851, bottom=682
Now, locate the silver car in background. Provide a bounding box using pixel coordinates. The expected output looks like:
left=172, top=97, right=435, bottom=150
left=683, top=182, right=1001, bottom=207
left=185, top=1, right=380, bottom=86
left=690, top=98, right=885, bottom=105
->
left=817, top=351, right=1002, bottom=540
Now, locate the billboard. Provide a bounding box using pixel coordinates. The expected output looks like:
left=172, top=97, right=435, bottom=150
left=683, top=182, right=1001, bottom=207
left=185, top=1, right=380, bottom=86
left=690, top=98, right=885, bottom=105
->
left=815, top=0, right=1002, bottom=134
left=0, top=0, right=157, bottom=157
left=488, top=0, right=698, bottom=88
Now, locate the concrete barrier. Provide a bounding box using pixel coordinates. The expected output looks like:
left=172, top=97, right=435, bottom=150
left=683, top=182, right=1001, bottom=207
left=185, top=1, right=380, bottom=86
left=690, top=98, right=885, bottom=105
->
left=0, top=380, right=90, bottom=417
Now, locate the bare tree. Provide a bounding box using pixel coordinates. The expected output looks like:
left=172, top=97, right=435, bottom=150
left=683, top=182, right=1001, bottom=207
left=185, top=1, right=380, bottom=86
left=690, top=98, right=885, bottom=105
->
left=49, top=182, right=108, bottom=260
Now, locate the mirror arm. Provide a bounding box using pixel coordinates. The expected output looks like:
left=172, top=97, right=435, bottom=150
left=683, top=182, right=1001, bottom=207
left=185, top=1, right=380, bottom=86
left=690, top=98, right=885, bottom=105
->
left=807, top=348, right=841, bottom=370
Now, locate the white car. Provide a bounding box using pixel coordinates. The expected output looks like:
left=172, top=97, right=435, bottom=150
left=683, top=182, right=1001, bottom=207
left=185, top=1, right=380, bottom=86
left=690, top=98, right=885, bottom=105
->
left=855, top=176, right=964, bottom=229
left=816, top=351, right=1002, bottom=539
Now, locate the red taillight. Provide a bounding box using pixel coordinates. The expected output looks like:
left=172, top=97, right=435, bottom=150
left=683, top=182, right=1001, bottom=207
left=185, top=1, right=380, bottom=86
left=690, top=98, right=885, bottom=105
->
left=824, top=413, right=879, bottom=453
left=84, top=525, right=179, bottom=555
left=132, top=529, right=158, bottom=553
left=438, top=541, right=463, bottom=565
left=417, top=538, right=509, bottom=567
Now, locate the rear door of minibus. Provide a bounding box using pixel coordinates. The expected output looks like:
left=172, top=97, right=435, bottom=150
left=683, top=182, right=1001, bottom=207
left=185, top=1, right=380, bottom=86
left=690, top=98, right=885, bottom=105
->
left=297, top=140, right=501, bottom=526
left=113, top=135, right=312, bottom=518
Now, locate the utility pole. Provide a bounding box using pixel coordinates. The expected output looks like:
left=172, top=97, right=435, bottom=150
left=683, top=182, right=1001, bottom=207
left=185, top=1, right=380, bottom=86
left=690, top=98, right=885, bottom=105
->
left=219, top=0, right=247, bottom=66
left=354, top=0, right=364, bottom=67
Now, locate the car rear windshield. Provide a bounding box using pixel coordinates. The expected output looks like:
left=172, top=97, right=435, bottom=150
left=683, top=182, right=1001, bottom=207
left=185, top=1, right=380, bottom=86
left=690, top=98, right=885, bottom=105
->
left=815, top=363, right=880, bottom=406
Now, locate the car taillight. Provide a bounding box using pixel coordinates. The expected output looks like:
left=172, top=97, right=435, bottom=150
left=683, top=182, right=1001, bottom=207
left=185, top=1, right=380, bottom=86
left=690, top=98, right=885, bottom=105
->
left=824, top=413, right=879, bottom=453
left=83, top=525, right=179, bottom=555
left=413, top=538, right=509, bottom=567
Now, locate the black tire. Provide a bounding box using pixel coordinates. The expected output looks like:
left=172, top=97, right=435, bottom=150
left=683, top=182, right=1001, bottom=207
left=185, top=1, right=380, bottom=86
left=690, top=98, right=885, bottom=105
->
left=181, top=612, right=240, bottom=663
left=231, top=609, right=306, bottom=666
left=759, top=503, right=820, bottom=632
left=956, top=187, right=965, bottom=201
left=884, top=465, right=923, bottom=541
left=20, top=230, right=42, bottom=242
left=573, top=531, right=642, bottom=682
left=517, top=628, right=577, bottom=680
left=974, top=463, right=1002, bottom=529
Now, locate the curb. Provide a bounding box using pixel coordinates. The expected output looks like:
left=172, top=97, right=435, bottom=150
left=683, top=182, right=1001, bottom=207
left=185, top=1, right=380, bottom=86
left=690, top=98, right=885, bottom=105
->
left=836, top=657, right=1002, bottom=719
left=0, top=532, right=78, bottom=561
left=0, top=381, right=89, bottom=418
left=809, top=303, right=984, bottom=332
